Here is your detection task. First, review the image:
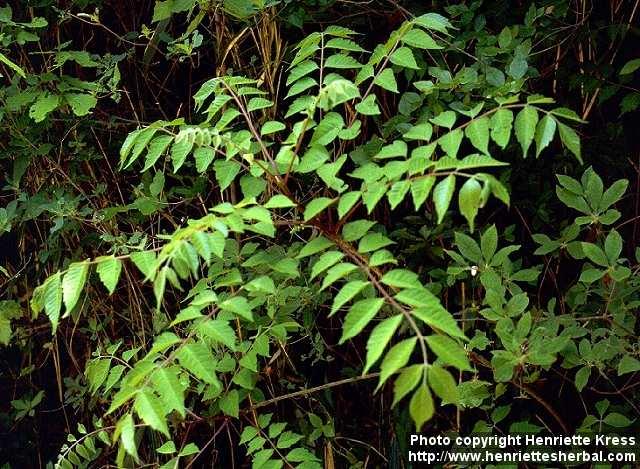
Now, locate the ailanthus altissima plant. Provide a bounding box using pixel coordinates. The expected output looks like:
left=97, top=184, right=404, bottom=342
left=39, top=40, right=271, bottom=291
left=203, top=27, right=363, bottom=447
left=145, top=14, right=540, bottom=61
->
left=2, top=1, right=640, bottom=467
left=26, top=12, right=591, bottom=466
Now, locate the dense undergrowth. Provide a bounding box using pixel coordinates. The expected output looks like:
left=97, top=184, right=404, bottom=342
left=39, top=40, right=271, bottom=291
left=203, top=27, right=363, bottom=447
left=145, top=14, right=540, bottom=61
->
left=1, top=1, right=639, bottom=467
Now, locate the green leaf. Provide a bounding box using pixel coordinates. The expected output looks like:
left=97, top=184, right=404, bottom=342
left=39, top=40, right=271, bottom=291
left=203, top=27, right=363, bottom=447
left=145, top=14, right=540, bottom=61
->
left=574, top=366, right=590, bottom=392
left=514, top=106, right=538, bottom=157
left=304, top=197, right=335, bottom=221
left=118, top=414, right=139, bottom=462
left=0, top=51, right=26, bottom=78
left=339, top=298, right=385, bottom=344
left=247, top=97, right=273, bottom=112
left=412, top=305, right=466, bottom=341
left=392, top=365, right=423, bottom=406
left=426, top=335, right=471, bottom=371
left=439, top=129, right=463, bottom=158
left=219, top=389, right=239, bottom=418
left=581, top=242, right=609, bottom=267
left=156, top=441, right=177, bottom=454
left=214, top=160, right=241, bottom=191
left=557, top=121, right=582, bottom=163
left=142, top=135, right=173, bottom=172
left=411, top=176, right=436, bottom=210
left=261, top=120, right=286, bottom=135
left=402, top=29, right=441, bottom=50
left=603, top=412, right=633, bottom=428
left=131, top=251, right=157, bottom=280
left=265, top=195, right=296, bottom=209
left=433, top=175, right=456, bottom=224
left=490, top=108, right=513, bottom=149
left=43, top=273, right=62, bottom=332
left=381, top=269, right=421, bottom=289
left=387, top=180, right=411, bottom=209
left=296, top=236, right=333, bottom=258
left=197, top=319, right=237, bottom=350
left=377, top=338, right=417, bottom=389
left=311, top=251, right=345, bottom=279
left=220, top=296, right=253, bottom=321
left=620, top=58, right=640, bottom=75
left=176, top=342, right=218, bottom=384
left=337, top=191, right=361, bottom=218
left=358, top=232, right=394, bottom=253
left=427, top=365, right=459, bottom=405
left=29, top=93, right=60, bottom=122
left=325, top=37, right=366, bottom=53
left=64, top=93, right=97, bottom=116
left=618, top=356, right=640, bottom=376
left=481, top=225, right=498, bottom=262
left=465, top=117, right=490, bottom=154
left=171, top=138, right=194, bottom=172
left=389, top=47, right=419, bottom=69
left=321, top=263, right=358, bottom=290
left=330, top=280, right=369, bottom=316
left=151, top=366, right=185, bottom=417
left=374, top=68, right=398, bottom=93
left=534, top=114, right=556, bottom=157
left=364, top=315, right=403, bottom=373
left=375, top=140, right=407, bottom=159
left=409, top=384, right=434, bottom=430
left=458, top=178, right=482, bottom=232
left=355, top=95, right=381, bottom=116
left=134, top=390, right=169, bottom=436
left=430, top=110, right=456, bottom=129
left=342, top=220, right=376, bottom=242
left=62, top=261, right=89, bottom=314
left=604, top=230, right=622, bottom=263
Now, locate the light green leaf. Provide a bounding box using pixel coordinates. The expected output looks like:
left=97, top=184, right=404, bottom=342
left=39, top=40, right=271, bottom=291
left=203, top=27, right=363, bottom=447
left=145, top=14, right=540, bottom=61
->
left=392, top=364, right=423, bottom=406
left=465, top=117, right=490, bottom=154
left=426, top=335, right=472, bottom=371
left=339, top=298, right=385, bottom=344
left=374, top=68, right=398, bottom=93
left=490, top=108, right=513, bottom=149
left=62, top=261, right=89, bottom=314
left=134, top=390, right=169, bottom=436
left=330, top=280, right=369, bottom=316
left=433, top=175, right=456, bottom=224
left=43, top=273, right=62, bottom=332
left=304, top=197, right=336, bottom=221
left=364, top=315, right=403, bottom=373
left=427, top=365, right=458, bottom=405
left=514, top=106, right=539, bottom=157
left=534, top=114, right=556, bottom=157
left=176, top=342, right=218, bottom=384
left=377, top=338, right=417, bottom=389
left=265, top=195, right=296, bottom=209
left=430, top=110, right=456, bottom=129
left=557, top=121, right=582, bottom=163
left=197, top=319, right=237, bottom=350
left=389, top=47, right=419, bottom=69
left=410, top=384, right=434, bottom=430
left=261, top=120, right=286, bottom=135
left=131, top=251, right=157, bottom=280
left=321, top=263, right=358, bottom=290
left=118, top=414, right=139, bottom=462
left=458, top=178, right=482, bottom=232
left=296, top=236, right=333, bottom=258
left=411, top=176, right=436, bottom=210
left=337, top=191, right=361, bottom=219
left=151, top=366, right=185, bottom=417
left=381, top=269, right=421, bottom=289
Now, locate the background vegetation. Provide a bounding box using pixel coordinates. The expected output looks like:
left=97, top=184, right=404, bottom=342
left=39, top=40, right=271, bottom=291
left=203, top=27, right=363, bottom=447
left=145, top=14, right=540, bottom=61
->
left=1, top=0, right=639, bottom=467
